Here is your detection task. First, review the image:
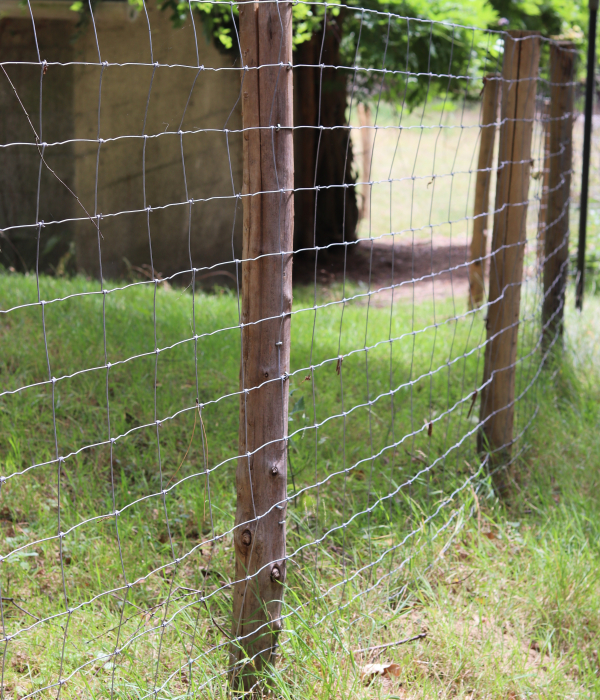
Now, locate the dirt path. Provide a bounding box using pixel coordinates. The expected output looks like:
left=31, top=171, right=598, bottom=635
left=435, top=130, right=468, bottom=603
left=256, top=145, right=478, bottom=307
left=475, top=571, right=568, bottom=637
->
left=293, top=236, right=471, bottom=303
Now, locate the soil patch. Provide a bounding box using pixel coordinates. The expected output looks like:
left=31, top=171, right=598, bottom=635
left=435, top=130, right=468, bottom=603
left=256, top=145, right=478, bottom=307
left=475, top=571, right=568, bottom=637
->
left=293, top=237, right=470, bottom=303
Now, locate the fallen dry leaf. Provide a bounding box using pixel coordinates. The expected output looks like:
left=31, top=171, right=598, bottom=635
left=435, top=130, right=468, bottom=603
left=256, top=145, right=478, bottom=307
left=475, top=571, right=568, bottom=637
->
left=361, top=661, right=402, bottom=684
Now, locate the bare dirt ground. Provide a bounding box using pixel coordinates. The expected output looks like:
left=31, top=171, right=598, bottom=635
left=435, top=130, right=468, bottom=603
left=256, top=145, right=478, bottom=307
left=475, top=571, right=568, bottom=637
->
left=293, top=235, right=471, bottom=303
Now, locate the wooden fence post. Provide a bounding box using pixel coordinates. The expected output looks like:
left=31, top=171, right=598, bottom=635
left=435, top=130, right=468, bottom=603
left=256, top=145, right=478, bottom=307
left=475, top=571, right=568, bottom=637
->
left=231, top=0, right=294, bottom=689
left=478, top=31, right=540, bottom=492
left=536, top=98, right=551, bottom=264
left=468, top=73, right=500, bottom=308
left=357, top=102, right=374, bottom=225
left=542, top=43, right=575, bottom=351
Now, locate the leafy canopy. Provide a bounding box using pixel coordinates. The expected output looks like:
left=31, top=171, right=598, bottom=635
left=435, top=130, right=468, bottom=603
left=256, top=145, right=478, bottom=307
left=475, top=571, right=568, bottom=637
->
left=66, top=0, right=585, bottom=106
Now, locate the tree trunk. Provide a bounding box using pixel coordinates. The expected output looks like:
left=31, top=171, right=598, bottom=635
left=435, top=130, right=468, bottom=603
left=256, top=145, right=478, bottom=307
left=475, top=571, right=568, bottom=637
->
left=293, top=12, right=358, bottom=252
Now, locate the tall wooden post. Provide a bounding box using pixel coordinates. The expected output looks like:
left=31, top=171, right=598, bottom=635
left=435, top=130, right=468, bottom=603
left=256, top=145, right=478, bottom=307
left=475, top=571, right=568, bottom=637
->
left=537, top=98, right=551, bottom=264
left=357, top=102, right=374, bottom=225
left=478, top=31, right=540, bottom=492
left=231, top=0, right=294, bottom=689
left=468, top=73, right=500, bottom=308
left=542, top=43, right=575, bottom=351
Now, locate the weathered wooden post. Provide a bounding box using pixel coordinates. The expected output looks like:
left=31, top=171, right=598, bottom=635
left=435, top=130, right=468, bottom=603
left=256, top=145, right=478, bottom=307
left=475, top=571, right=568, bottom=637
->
left=478, top=31, right=540, bottom=492
left=537, top=98, right=551, bottom=264
left=230, top=0, right=294, bottom=690
left=542, top=42, right=575, bottom=351
left=357, top=101, right=374, bottom=225
left=468, top=73, right=500, bottom=308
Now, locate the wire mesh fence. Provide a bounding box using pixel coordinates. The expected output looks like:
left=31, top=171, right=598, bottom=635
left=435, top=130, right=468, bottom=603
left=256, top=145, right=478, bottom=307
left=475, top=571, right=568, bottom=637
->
left=0, top=2, right=577, bottom=697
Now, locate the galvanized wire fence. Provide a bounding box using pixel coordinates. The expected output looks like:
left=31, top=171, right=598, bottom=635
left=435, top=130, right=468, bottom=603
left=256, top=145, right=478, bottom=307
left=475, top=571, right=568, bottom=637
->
left=0, top=2, right=576, bottom=697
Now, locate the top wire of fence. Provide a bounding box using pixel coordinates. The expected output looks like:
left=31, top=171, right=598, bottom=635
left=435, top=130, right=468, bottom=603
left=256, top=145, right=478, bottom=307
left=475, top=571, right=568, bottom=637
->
left=0, top=2, right=577, bottom=697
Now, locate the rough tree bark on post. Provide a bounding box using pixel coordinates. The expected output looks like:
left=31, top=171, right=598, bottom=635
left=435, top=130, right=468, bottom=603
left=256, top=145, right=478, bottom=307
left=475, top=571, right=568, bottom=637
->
left=468, top=73, right=500, bottom=308
left=478, top=31, right=540, bottom=494
left=542, top=42, right=575, bottom=352
left=231, top=0, right=293, bottom=690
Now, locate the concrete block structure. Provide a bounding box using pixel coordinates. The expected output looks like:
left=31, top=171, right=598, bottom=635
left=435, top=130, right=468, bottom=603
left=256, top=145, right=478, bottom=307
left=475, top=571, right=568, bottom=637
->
left=0, top=1, right=243, bottom=281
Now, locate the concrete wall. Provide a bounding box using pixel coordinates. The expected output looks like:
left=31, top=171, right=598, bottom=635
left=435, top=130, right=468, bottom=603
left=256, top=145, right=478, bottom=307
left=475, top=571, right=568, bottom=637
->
left=0, top=18, right=76, bottom=271
left=0, top=2, right=243, bottom=281
left=73, top=4, right=243, bottom=281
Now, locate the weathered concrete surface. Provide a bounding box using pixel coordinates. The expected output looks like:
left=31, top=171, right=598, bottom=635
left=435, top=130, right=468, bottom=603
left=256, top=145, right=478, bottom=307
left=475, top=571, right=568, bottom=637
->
left=73, top=5, right=243, bottom=281
left=1, top=3, right=243, bottom=281
left=0, top=18, right=75, bottom=271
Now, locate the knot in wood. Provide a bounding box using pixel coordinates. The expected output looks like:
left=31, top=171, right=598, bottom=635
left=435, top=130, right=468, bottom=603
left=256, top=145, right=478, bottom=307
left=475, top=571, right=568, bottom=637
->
left=270, top=466, right=278, bottom=476
left=270, top=565, right=281, bottom=582
left=241, top=529, right=252, bottom=546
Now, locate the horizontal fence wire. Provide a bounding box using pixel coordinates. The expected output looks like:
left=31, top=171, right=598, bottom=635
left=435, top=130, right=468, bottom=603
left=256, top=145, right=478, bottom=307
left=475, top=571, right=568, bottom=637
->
left=0, top=2, right=577, bottom=697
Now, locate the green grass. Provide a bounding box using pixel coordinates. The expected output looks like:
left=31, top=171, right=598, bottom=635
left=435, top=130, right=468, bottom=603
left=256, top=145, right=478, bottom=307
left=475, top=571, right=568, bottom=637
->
left=0, top=272, right=598, bottom=699
left=351, top=102, right=485, bottom=245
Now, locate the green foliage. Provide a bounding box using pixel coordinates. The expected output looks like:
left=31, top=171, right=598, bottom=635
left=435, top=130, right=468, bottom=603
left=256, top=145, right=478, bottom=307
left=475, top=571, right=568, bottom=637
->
left=151, top=0, right=585, bottom=109
left=67, top=0, right=587, bottom=107
left=488, top=0, right=584, bottom=36
left=156, top=0, right=337, bottom=51
left=340, top=0, right=501, bottom=108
